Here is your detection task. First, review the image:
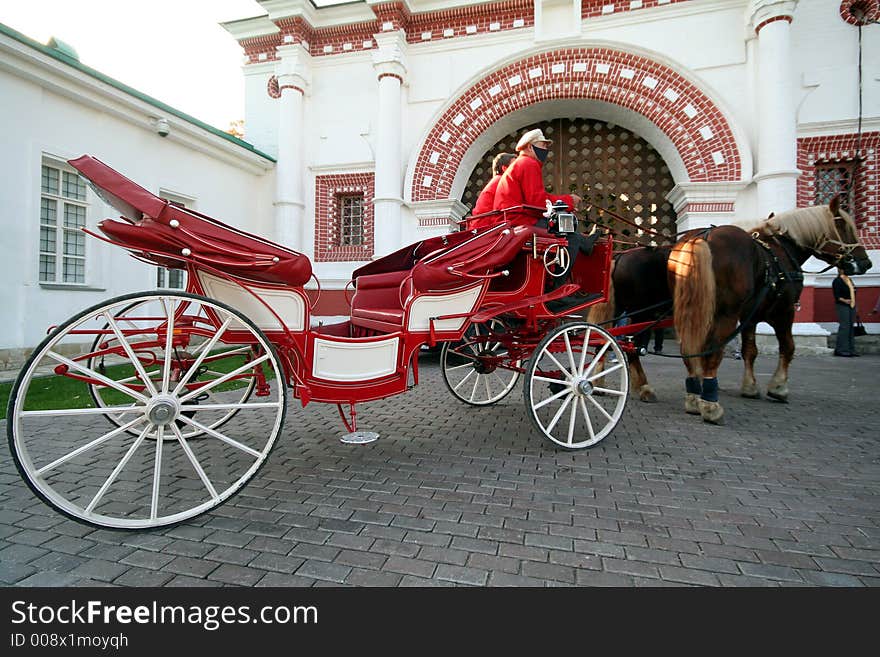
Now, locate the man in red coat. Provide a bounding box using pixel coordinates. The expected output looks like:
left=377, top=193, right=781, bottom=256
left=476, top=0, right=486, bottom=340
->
left=493, top=129, right=581, bottom=225
left=470, top=152, right=515, bottom=229
left=493, top=128, right=597, bottom=311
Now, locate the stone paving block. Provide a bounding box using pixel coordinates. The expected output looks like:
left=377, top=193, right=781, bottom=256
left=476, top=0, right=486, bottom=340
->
left=382, top=556, right=437, bottom=579
left=335, top=549, right=386, bottom=570
left=165, top=556, right=221, bottom=578
left=738, top=562, right=805, bottom=583
left=0, top=562, right=37, bottom=585
left=288, top=543, right=339, bottom=562
left=208, top=564, right=266, bottom=586
left=435, top=564, right=488, bottom=586
left=659, top=565, right=721, bottom=586
left=0, top=543, right=49, bottom=564
left=114, top=567, right=174, bottom=587
left=69, top=559, right=133, bottom=582
left=296, top=560, right=351, bottom=584
left=166, top=576, right=221, bottom=587
left=488, top=572, right=546, bottom=587
left=202, top=545, right=259, bottom=566
left=256, top=573, right=316, bottom=587
left=369, top=538, right=420, bottom=558
left=121, top=549, right=175, bottom=570
left=603, top=557, right=661, bottom=579
left=345, top=568, right=403, bottom=587
left=16, top=570, right=81, bottom=587
left=520, top=561, right=576, bottom=584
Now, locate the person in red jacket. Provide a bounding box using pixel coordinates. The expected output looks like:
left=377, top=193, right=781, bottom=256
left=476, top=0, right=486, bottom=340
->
left=493, top=129, right=581, bottom=225
left=470, top=152, right=515, bottom=229
left=493, top=128, right=597, bottom=312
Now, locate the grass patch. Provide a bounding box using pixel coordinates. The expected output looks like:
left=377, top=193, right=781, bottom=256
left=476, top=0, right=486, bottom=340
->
left=1, top=349, right=265, bottom=420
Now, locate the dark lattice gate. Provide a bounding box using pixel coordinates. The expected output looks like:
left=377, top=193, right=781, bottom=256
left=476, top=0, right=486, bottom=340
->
left=462, top=118, right=677, bottom=246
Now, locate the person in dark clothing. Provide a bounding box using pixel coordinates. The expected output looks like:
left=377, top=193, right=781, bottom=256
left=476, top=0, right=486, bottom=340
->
left=832, top=266, right=859, bottom=357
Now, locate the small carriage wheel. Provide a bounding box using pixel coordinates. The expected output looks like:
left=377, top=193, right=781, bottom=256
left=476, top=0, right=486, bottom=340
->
left=440, top=318, right=520, bottom=406
left=86, top=297, right=257, bottom=440
left=7, top=291, right=287, bottom=530
left=523, top=322, right=628, bottom=449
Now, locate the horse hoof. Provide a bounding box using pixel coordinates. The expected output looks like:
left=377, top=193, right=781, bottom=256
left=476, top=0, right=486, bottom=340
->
left=685, top=393, right=701, bottom=415
left=639, top=386, right=658, bottom=403
left=740, top=389, right=761, bottom=399
left=698, top=399, right=725, bottom=425
left=767, top=390, right=789, bottom=403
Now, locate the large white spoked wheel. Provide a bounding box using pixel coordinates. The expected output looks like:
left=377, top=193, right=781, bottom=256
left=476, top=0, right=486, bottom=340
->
left=7, top=291, right=287, bottom=530
left=440, top=319, right=520, bottom=406
left=86, top=298, right=257, bottom=440
left=523, top=322, right=628, bottom=449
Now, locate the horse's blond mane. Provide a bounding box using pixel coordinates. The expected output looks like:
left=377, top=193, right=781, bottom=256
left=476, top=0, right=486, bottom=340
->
left=746, top=205, right=849, bottom=249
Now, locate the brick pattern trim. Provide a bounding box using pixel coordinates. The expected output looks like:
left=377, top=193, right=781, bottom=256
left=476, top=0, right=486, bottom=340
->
left=239, top=0, right=695, bottom=62
left=797, top=132, right=880, bottom=249
left=314, top=173, right=376, bottom=262
left=581, top=0, right=690, bottom=19
left=378, top=73, right=404, bottom=83
left=684, top=202, right=735, bottom=213
left=267, top=75, right=281, bottom=99
left=754, top=15, right=793, bottom=34
left=411, top=48, right=742, bottom=203
left=839, top=0, right=879, bottom=26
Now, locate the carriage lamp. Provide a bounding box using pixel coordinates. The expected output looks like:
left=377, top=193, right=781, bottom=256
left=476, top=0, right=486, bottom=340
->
left=555, top=212, right=577, bottom=234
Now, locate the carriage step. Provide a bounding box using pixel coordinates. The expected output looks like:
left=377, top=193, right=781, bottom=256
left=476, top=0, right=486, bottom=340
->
left=340, top=431, right=379, bottom=444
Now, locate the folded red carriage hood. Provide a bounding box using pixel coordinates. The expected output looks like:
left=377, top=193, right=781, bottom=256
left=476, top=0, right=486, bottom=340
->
left=68, top=155, right=168, bottom=222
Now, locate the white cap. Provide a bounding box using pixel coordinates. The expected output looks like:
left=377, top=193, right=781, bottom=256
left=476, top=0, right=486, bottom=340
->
left=516, top=128, right=551, bottom=151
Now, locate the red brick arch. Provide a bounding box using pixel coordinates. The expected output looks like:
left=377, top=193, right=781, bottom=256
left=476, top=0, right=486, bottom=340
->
left=409, top=48, right=744, bottom=203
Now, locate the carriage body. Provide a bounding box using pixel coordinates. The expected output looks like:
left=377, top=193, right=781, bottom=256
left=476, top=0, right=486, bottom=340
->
left=6, top=156, right=630, bottom=530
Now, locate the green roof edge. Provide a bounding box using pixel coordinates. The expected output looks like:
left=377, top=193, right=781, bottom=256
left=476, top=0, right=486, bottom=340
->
left=0, top=21, right=276, bottom=163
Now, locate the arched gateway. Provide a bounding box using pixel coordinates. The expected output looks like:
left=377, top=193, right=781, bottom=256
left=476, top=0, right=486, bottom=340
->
left=406, top=46, right=750, bottom=231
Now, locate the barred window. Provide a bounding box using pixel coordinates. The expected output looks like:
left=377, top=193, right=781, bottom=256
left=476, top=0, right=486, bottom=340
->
left=815, top=162, right=855, bottom=213
left=39, top=161, right=88, bottom=284
left=339, top=194, right=364, bottom=246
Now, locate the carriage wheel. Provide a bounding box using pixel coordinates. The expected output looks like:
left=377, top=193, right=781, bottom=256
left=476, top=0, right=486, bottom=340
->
left=523, top=322, right=628, bottom=449
left=7, top=291, right=287, bottom=530
left=86, top=298, right=257, bottom=440
left=440, top=319, right=520, bottom=406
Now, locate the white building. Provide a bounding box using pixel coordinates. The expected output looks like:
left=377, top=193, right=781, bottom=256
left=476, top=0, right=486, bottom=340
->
left=1, top=0, right=878, bottom=363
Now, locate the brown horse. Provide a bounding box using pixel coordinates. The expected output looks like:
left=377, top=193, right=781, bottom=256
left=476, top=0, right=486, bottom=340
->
left=588, top=245, right=672, bottom=402
left=669, top=197, right=872, bottom=424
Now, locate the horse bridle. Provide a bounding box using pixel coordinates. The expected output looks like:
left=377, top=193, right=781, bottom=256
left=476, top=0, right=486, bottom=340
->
left=810, top=213, right=862, bottom=266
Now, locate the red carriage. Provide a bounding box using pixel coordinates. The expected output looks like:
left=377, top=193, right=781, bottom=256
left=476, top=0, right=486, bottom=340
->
left=7, top=156, right=656, bottom=529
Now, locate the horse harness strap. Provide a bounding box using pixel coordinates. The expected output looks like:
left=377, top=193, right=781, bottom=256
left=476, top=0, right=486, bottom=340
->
left=751, top=233, right=803, bottom=303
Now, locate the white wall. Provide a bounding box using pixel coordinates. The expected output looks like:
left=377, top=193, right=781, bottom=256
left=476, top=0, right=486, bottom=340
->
left=0, top=62, right=274, bottom=353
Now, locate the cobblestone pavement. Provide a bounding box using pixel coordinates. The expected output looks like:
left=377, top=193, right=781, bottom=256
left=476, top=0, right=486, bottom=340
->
left=2, top=352, right=878, bottom=587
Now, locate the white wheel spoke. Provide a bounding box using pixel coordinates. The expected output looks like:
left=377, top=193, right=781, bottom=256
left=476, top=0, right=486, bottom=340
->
left=204, top=345, right=252, bottom=359
left=587, top=363, right=622, bottom=381
left=47, top=351, right=148, bottom=403
left=532, top=374, right=567, bottom=386
left=544, top=350, right=573, bottom=379
left=177, top=415, right=263, bottom=458
left=469, top=374, right=480, bottom=402
left=492, top=371, right=508, bottom=389
left=545, top=394, right=573, bottom=434
left=533, top=386, right=571, bottom=410
left=591, top=386, right=626, bottom=397
left=150, top=426, right=164, bottom=520
left=178, top=354, right=270, bottom=402
left=35, top=416, right=146, bottom=476
left=85, top=424, right=152, bottom=513
left=104, top=312, right=158, bottom=396
left=578, top=327, right=591, bottom=375
left=563, top=332, right=577, bottom=376
left=172, top=316, right=233, bottom=395
left=483, top=375, right=493, bottom=400
left=583, top=341, right=611, bottom=378
left=178, top=402, right=281, bottom=412
left=587, top=394, right=614, bottom=423
left=579, top=397, right=596, bottom=443
left=21, top=405, right=143, bottom=417
left=447, top=362, right=475, bottom=371
left=453, top=368, right=476, bottom=391
left=170, top=424, right=219, bottom=501
left=161, top=298, right=175, bottom=394
left=567, top=399, right=578, bottom=446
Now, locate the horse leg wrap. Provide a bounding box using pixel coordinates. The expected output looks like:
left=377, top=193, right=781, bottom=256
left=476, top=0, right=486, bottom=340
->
left=700, top=377, right=719, bottom=403
left=685, top=377, right=702, bottom=394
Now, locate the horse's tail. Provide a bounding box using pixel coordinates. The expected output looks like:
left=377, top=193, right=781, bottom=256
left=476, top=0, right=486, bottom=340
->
left=669, top=237, right=715, bottom=370
left=586, top=258, right=616, bottom=325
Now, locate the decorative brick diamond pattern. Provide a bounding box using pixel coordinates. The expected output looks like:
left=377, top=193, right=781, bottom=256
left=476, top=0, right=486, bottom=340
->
left=412, top=48, right=742, bottom=203
left=314, top=173, right=376, bottom=262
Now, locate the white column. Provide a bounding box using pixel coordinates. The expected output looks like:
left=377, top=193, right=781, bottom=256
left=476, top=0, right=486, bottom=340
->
left=749, top=0, right=799, bottom=217
left=274, top=44, right=311, bottom=254
left=372, top=31, right=407, bottom=258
